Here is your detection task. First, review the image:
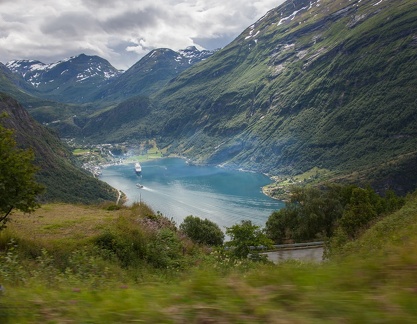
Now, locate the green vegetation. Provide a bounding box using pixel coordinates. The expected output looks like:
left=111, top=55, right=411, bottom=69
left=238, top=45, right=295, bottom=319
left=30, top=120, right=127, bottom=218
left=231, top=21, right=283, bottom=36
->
left=0, top=190, right=417, bottom=322
left=1, top=2, right=417, bottom=319
left=72, top=148, right=90, bottom=155
left=179, top=215, right=224, bottom=246
left=225, top=220, right=273, bottom=260
left=0, top=114, right=44, bottom=229
left=0, top=94, right=118, bottom=204
left=265, top=184, right=404, bottom=244
left=263, top=167, right=332, bottom=200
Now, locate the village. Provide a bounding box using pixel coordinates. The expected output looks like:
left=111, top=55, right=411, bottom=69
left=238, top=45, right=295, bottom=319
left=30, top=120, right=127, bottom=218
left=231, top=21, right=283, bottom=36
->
left=64, top=139, right=164, bottom=177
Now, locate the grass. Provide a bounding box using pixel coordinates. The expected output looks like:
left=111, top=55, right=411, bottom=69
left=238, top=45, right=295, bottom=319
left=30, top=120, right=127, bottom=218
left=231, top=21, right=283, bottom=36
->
left=7, top=203, right=117, bottom=241
left=263, top=167, right=332, bottom=199
left=1, top=192, right=417, bottom=322
left=125, top=152, right=163, bottom=163
left=72, top=148, right=90, bottom=156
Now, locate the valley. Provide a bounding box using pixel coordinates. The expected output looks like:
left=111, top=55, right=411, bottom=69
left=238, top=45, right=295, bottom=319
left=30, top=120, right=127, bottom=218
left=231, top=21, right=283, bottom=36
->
left=2, top=0, right=415, bottom=197
left=1, top=0, right=417, bottom=321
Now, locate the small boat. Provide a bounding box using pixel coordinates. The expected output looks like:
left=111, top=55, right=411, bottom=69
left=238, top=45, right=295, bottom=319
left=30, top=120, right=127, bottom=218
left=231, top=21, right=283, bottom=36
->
left=134, top=162, right=142, bottom=174
left=136, top=183, right=144, bottom=189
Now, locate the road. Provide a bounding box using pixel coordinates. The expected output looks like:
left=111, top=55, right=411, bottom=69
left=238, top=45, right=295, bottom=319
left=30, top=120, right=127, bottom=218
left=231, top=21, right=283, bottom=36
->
left=263, top=246, right=324, bottom=263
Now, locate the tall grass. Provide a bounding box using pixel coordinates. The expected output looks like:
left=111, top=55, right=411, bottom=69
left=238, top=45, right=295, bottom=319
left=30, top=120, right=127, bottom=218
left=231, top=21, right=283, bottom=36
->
left=1, top=195, right=417, bottom=322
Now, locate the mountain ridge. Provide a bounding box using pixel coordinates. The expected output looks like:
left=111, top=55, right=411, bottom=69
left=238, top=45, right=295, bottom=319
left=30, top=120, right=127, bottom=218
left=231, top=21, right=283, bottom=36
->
left=4, top=47, right=217, bottom=104
left=0, top=93, right=118, bottom=203
left=88, top=46, right=218, bottom=103
left=5, top=54, right=123, bottom=103
left=1, top=0, right=417, bottom=196
left=146, top=0, right=417, bottom=193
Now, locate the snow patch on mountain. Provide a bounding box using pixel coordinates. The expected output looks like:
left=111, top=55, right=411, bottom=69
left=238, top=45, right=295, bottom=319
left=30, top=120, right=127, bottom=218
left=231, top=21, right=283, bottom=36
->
left=6, top=54, right=122, bottom=87
left=179, top=46, right=217, bottom=62
left=275, top=0, right=322, bottom=26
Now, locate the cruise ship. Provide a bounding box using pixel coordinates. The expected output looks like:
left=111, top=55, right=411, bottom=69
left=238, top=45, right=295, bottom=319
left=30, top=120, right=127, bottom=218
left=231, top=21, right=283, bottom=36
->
left=134, top=162, right=142, bottom=174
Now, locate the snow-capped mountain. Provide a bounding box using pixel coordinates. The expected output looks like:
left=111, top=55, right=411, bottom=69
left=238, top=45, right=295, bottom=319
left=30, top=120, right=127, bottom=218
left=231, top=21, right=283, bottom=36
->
left=5, top=48, right=216, bottom=104
left=6, top=54, right=123, bottom=103
left=6, top=54, right=122, bottom=87
left=178, top=46, right=219, bottom=65
left=88, top=46, right=218, bottom=102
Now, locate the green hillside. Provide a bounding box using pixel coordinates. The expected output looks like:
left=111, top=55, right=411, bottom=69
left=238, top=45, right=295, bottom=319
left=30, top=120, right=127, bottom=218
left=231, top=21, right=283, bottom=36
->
left=0, top=189, right=416, bottom=322
left=0, top=93, right=118, bottom=204
left=3, top=0, right=416, bottom=195
left=82, top=95, right=156, bottom=143
left=90, top=48, right=199, bottom=103
left=1, top=0, right=417, bottom=321
left=142, top=0, right=417, bottom=193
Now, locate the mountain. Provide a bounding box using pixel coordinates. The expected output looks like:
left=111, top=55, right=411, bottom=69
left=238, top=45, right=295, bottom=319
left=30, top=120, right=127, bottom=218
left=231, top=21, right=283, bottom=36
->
left=4, top=47, right=216, bottom=105
left=6, top=54, right=123, bottom=103
left=90, top=46, right=217, bottom=103
left=0, top=62, right=100, bottom=139
left=2, top=0, right=417, bottom=195
left=81, top=95, right=155, bottom=143
left=0, top=93, right=118, bottom=204
left=0, top=62, right=38, bottom=102
left=134, top=0, right=416, bottom=194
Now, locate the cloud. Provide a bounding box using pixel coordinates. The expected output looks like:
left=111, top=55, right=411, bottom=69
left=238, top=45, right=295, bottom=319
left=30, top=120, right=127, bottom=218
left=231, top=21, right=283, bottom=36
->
left=103, top=7, right=163, bottom=33
left=0, top=0, right=285, bottom=70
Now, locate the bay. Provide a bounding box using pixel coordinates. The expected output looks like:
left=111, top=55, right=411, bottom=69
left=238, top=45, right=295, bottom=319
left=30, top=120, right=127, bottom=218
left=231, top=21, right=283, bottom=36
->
left=100, top=158, right=283, bottom=230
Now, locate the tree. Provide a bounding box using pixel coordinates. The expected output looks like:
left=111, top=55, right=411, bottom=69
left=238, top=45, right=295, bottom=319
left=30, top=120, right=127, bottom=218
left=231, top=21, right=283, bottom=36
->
left=338, top=188, right=377, bottom=238
left=0, top=116, right=44, bottom=229
left=265, top=207, right=298, bottom=243
left=225, top=220, right=273, bottom=259
left=179, top=215, right=224, bottom=246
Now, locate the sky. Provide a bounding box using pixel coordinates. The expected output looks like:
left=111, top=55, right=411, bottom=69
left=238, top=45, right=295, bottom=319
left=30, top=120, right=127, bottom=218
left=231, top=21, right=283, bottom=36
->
left=0, top=0, right=285, bottom=70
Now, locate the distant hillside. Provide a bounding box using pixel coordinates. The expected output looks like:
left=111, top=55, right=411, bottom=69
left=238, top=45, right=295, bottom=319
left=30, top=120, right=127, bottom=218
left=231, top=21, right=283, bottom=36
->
left=89, top=46, right=217, bottom=103
left=81, top=95, right=155, bottom=143
left=0, top=62, right=38, bottom=103
left=0, top=62, right=98, bottom=136
left=0, top=93, right=118, bottom=203
left=4, top=48, right=216, bottom=105
left=6, top=54, right=122, bottom=104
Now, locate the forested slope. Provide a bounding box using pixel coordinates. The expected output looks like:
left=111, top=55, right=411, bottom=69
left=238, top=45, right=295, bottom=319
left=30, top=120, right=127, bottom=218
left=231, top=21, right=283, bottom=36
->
left=0, top=93, right=117, bottom=203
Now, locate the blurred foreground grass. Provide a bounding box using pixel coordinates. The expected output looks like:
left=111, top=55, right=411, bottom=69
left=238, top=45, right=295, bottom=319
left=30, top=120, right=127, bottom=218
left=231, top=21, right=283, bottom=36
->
left=1, top=193, right=417, bottom=323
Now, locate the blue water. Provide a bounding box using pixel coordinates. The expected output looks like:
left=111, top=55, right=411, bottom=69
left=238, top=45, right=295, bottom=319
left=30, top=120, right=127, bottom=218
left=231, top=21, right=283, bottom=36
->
left=100, top=158, right=283, bottom=229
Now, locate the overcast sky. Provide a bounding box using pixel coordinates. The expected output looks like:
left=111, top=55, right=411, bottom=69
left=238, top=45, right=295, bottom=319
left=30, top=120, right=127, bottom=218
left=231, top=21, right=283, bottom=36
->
left=0, top=0, right=285, bottom=70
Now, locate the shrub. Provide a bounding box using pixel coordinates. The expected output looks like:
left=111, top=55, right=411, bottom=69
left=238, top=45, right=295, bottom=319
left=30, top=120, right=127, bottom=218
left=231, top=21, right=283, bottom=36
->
left=225, top=220, right=272, bottom=260
left=179, top=215, right=224, bottom=246
left=146, top=228, right=184, bottom=269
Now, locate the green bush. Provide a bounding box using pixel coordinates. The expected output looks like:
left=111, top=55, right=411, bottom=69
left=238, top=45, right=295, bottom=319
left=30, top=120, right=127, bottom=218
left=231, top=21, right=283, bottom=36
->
left=94, top=227, right=147, bottom=268
left=225, top=220, right=272, bottom=260
left=179, top=215, right=224, bottom=246
left=266, top=184, right=405, bottom=244
left=146, top=228, right=184, bottom=269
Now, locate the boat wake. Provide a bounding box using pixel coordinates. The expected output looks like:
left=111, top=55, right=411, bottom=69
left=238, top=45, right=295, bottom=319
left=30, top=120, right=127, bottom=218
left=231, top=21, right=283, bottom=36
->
left=141, top=186, right=155, bottom=192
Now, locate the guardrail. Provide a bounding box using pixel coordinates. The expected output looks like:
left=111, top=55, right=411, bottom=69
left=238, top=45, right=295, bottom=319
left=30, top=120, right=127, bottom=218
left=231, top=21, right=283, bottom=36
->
left=250, top=241, right=324, bottom=251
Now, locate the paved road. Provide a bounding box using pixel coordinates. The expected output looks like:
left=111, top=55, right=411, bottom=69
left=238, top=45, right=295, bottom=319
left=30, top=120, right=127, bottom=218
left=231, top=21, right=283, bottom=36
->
left=263, top=247, right=324, bottom=263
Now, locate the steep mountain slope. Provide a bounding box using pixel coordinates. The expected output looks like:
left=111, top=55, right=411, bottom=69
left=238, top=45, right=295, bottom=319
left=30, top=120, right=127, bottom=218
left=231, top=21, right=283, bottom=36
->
left=0, top=62, right=39, bottom=102
left=0, top=63, right=100, bottom=138
left=142, top=0, right=417, bottom=193
left=2, top=0, right=416, bottom=195
left=90, top=47, right=216, bottom=103
left=82, top=96, right=155, bottom=143
left=6, top=54, right=122, bottom=103
left=4, top=47, right=216, bottom=106
left=0, top=93, right=118, bottom=203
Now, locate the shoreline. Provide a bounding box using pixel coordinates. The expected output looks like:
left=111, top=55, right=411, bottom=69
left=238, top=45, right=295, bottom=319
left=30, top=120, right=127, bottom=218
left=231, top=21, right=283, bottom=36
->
left=99, top=154, right=283, bottom=202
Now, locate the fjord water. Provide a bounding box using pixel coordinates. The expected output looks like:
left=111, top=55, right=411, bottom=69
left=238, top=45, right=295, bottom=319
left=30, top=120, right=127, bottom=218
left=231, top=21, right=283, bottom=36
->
left=100, top=158, right=283, bottom=229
